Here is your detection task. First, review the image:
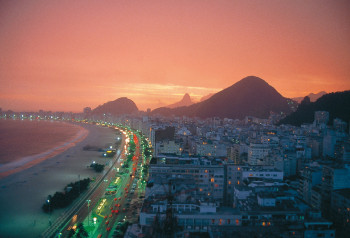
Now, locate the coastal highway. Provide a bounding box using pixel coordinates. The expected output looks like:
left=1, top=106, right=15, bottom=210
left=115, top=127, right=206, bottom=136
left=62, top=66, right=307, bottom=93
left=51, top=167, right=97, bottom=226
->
left=91, top=133, right=144, bottom=238
left=41, top=131, right=126, bottom=238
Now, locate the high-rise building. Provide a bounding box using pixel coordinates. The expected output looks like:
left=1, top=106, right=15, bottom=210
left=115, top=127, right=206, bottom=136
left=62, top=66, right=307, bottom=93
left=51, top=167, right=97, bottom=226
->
left=314, top=111, right=329, bottom=127
left=247, top=143, right=270, bottom=165
left=330, top=188, right=350, bottom=236
left=298, top=166, right=322, bottom=205
left=321, top=165, right=350, bottom=216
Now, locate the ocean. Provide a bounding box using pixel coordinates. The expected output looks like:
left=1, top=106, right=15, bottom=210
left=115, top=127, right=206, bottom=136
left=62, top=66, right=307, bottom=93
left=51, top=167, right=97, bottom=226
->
left=0, top=119, right=82, bottom=165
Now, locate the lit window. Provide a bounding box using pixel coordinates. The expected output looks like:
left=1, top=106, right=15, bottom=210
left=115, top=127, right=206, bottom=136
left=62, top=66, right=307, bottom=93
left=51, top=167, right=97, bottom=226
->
left=235, top=219, right=239, bottom=225
left=219, top=219, right=222, bottom=225
left=262, top=222, right=266, bottom=226
left=237, top=180, right=240, bottom=185
left=211, top=178, right=215, bottom=182
left=228, top=181, right=231, bottom=185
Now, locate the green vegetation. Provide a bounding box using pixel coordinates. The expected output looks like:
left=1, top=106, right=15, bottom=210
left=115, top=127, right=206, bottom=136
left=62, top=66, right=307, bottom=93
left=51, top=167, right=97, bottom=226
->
left=76, top=223, right=88, bottom=238
left=142, top=164, right=149, bottom=177
left=42, top=178, right=90, bottom=213
left=279, top=91, right=350, bottom=130
left=90, top=162, right=105, bottom=172
left=82, top=145, right=101, bottom=151
left=67, top=229, right=75, bottom=238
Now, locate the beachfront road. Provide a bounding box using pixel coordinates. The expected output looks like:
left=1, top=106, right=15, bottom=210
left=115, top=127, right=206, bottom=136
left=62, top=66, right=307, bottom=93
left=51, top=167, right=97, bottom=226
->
left=41, top=132, right=126, bottom=238
left=91, top=133, right=145, bottom=238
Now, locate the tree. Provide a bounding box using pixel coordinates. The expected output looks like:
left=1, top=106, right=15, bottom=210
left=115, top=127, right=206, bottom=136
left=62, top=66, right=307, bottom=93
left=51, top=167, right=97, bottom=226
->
left=67, top=228, right=75, bottom=238
left=76, top=223, right=88, bottom=238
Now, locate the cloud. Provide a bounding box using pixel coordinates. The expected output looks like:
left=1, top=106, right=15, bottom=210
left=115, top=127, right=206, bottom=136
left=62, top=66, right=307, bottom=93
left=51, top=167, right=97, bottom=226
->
left=98, top=83, right=221, bottom=110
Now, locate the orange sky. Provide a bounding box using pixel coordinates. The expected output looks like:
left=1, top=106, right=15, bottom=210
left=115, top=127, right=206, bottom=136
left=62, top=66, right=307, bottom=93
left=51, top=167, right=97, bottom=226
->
left=0, top=0, right=349, bottom=112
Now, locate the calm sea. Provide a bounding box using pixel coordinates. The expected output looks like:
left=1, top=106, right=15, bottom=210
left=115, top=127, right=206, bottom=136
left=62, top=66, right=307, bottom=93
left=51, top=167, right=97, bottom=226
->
left=0, top=119, right=81, bottom=164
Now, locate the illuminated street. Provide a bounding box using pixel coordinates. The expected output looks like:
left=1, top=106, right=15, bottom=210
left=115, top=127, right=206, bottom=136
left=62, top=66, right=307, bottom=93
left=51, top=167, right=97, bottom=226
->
left=42, top=124, right=151, bottom=238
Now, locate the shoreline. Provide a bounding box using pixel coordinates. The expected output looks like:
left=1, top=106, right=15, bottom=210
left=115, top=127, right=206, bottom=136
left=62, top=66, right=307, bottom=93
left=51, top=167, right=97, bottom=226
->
left=0, top=122, right=89, bottom=179
left=0, top=123, right=117, bottom=237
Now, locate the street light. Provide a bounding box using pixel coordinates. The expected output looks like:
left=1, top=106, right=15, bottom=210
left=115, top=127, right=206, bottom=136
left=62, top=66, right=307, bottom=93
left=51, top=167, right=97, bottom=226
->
left=87, top=199, right=91, bottom=227
left=47, top=199, right=51, bottom=226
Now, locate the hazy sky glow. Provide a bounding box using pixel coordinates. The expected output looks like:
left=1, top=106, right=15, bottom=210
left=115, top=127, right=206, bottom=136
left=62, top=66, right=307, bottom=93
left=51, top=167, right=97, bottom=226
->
left=1, top=0, right=349, bottom=111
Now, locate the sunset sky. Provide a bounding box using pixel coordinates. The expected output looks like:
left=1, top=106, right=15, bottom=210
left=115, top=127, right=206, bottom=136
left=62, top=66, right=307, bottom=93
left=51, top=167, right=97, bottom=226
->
left=0, top=0, right=349, bottom=112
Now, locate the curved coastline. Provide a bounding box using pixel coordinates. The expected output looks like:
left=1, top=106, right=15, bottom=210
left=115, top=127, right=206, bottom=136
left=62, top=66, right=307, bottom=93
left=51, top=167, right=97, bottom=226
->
left=0, top=122, right=89, bottom=179
left=0, top=122, right=117, bottom=237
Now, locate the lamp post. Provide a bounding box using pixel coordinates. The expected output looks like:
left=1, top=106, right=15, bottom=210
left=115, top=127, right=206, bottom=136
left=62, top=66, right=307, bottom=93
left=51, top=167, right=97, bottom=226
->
left=86, top=199, right=91, bottom=227
left=47, top=199, right=51, bottom=226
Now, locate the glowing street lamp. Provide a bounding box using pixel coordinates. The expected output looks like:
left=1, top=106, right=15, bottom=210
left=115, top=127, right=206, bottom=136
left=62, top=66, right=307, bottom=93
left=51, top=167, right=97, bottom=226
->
left=47, top=199, right=51, bottom=226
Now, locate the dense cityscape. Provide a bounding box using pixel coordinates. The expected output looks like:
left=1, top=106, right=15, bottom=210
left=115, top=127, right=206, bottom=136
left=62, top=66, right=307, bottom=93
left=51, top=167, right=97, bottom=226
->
left=1, top=1, right=349, bottom=238
left=1, top=95, right=349, bottom=237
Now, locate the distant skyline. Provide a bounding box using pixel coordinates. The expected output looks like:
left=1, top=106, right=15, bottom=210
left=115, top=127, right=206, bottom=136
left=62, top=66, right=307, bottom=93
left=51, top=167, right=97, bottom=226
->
left=1, top=0, right=349, bottom=112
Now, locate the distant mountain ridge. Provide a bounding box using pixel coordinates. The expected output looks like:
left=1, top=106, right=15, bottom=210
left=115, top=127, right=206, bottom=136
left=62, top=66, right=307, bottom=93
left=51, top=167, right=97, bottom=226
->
left=152, top=76, right=292, bottom=119
left=92, top=97, right=138, bottom=116
left=279, top=91, right=350, bottom=127
left=292, top=91, right=327, bottom=103
left=200, top=93, right=215, bottom=102
left=166, top=93, right=194, bottom=108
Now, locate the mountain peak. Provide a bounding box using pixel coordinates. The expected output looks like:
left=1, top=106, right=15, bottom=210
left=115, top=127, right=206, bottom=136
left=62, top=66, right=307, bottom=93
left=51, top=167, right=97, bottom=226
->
left=292, top=91, right=327, bottom=103
left=236, top=76, right=270, bottom=86
left=183, top=93, right=191, bottom=101
left=241, top=75, right=265, bottom=82
left=152, top=76, right=291, bottom=119
left=166, top=93, right=194, bottom=109
left=92, top=97, right=138, bottom=116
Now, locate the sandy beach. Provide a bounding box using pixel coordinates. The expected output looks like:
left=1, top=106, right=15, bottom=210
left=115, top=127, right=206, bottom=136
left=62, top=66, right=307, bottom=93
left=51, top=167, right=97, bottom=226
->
left=0, top=122, right=89, bottom=179
left=0, top=123, right=118, bottom=237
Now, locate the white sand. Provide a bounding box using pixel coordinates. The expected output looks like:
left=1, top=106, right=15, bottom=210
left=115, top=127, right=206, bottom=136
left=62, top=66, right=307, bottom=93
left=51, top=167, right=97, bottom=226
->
left=0, top=123, right=118, bottom=238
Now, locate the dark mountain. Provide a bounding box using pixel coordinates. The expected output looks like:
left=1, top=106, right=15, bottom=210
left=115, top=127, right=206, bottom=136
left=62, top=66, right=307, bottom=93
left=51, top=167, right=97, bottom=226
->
left=166, top=93, right=194, bottom=108
left=292, top=91, right=327, bottom=103
left=200, top=93, right=215, bottom=102
left=152, top=76, right=292, bottom=119
left=278, top=91, right=350, bottom=127
left=92, top=97, right=138, bottom=116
